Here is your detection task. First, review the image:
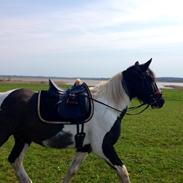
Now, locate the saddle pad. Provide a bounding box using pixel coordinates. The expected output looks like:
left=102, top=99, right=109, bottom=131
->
left=37, top=83, right=93, bottom=124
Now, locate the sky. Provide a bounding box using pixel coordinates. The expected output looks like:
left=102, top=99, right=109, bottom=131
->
left=0, top=0, right=183, bottom=78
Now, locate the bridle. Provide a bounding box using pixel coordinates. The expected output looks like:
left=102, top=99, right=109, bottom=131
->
left=86, top=77, right=152, bottom=115
left=140, top=73, right=162, bottom=107
left=80, top=71, right=162, bottom=116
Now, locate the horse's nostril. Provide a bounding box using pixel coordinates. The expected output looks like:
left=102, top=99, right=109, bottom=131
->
left=151, top=97, right=165, bottom=108
left=156, top=98, right=165, bottom=108
left=159, top=98, right=165, bottom=107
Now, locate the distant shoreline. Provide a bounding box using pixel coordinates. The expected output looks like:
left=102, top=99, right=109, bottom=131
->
left=0, top=75, right=183, bottom=89
left=0, top=75, right=108, bottom=81
left=0, top=75, right=106, bottom=86
left=0, top=75, right=183, bottom=82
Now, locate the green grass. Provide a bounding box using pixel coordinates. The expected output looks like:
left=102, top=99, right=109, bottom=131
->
left=0, top=83, right=183, bottom=183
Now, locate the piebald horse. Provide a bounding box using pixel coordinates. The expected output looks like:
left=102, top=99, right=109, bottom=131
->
left=0, top=59, right=164, bottom=183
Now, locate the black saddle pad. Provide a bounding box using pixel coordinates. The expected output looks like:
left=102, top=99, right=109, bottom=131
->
left=37, top=83, right=93, bottom=124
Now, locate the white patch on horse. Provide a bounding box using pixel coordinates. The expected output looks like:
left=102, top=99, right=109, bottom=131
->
left=88, top=73, right=130, bottom=160
left=0, top=89, right=17, bottom=107
left=11, top=144, right=32, bottom=183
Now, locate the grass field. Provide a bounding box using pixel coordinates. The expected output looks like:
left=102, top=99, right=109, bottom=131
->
left=0, top=82, right=183, bottom=183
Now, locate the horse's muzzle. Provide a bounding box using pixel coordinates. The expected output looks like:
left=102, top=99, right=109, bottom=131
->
left=150, top=92, right=165, bottom=109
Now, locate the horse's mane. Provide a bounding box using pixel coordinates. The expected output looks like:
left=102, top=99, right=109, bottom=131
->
left=90, top=73, right=129, bottom=107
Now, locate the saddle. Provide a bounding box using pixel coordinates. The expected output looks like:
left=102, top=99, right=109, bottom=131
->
left=37, top=79, right=94, bottom=124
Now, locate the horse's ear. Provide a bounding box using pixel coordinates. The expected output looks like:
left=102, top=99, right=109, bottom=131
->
left=135, top=61, right=139, bottom=66
left=140, top=58, right=152, bottom=71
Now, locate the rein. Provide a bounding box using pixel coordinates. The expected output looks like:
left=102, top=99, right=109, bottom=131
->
left=88, top=96, right=149, bottom=115
left=127, top=104, right=149, bottom=115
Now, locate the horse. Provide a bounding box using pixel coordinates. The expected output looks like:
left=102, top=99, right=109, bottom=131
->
left=0, top=59, right=164, bottom=183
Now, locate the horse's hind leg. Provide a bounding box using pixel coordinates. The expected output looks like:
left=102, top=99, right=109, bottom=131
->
left=0, top=130, right=11, bottom=147
left=61, top=152, right=87, bottom=183
left=8, top=136, right=32, bottom=183
left=0, top=114, right=13, bottom=147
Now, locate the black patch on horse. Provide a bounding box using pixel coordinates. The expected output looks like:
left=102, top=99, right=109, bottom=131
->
left=102, top=108, right=127, bottom=166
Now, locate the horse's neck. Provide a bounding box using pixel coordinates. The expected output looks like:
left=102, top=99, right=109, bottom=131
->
left=88, top=74, right=130, bottom=135
left=91, top=73, right=130, bottom=111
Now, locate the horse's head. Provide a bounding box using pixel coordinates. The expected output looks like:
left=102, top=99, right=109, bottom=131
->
left=122, top=58, right=164, bottom=108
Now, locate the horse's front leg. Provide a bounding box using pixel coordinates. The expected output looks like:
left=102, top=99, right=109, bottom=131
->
left=103, top=143, right=131, bottom=183
left=101, top=118, right=131, bottom=183
left=61, top=151, right=87, bottom=183
left=8, top=136, right=32, bottom=183
left=115, top=164, right=131, bottom=183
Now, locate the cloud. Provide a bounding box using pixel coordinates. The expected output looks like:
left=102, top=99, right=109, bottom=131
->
left=0, top=0, right=183, bottom=77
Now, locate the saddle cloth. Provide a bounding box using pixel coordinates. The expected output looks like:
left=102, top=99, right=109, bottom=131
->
left=37, top=81, right=93, bottom=124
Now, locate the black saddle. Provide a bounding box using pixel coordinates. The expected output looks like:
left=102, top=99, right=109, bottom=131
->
left=37, top=79, right=94, bottom=124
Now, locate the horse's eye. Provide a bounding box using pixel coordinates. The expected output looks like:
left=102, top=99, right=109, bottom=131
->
left=147, top=75, right=154, bottom=82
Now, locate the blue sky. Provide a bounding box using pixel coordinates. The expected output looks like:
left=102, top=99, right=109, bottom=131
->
left=0, top=0, right=183, bottom=78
